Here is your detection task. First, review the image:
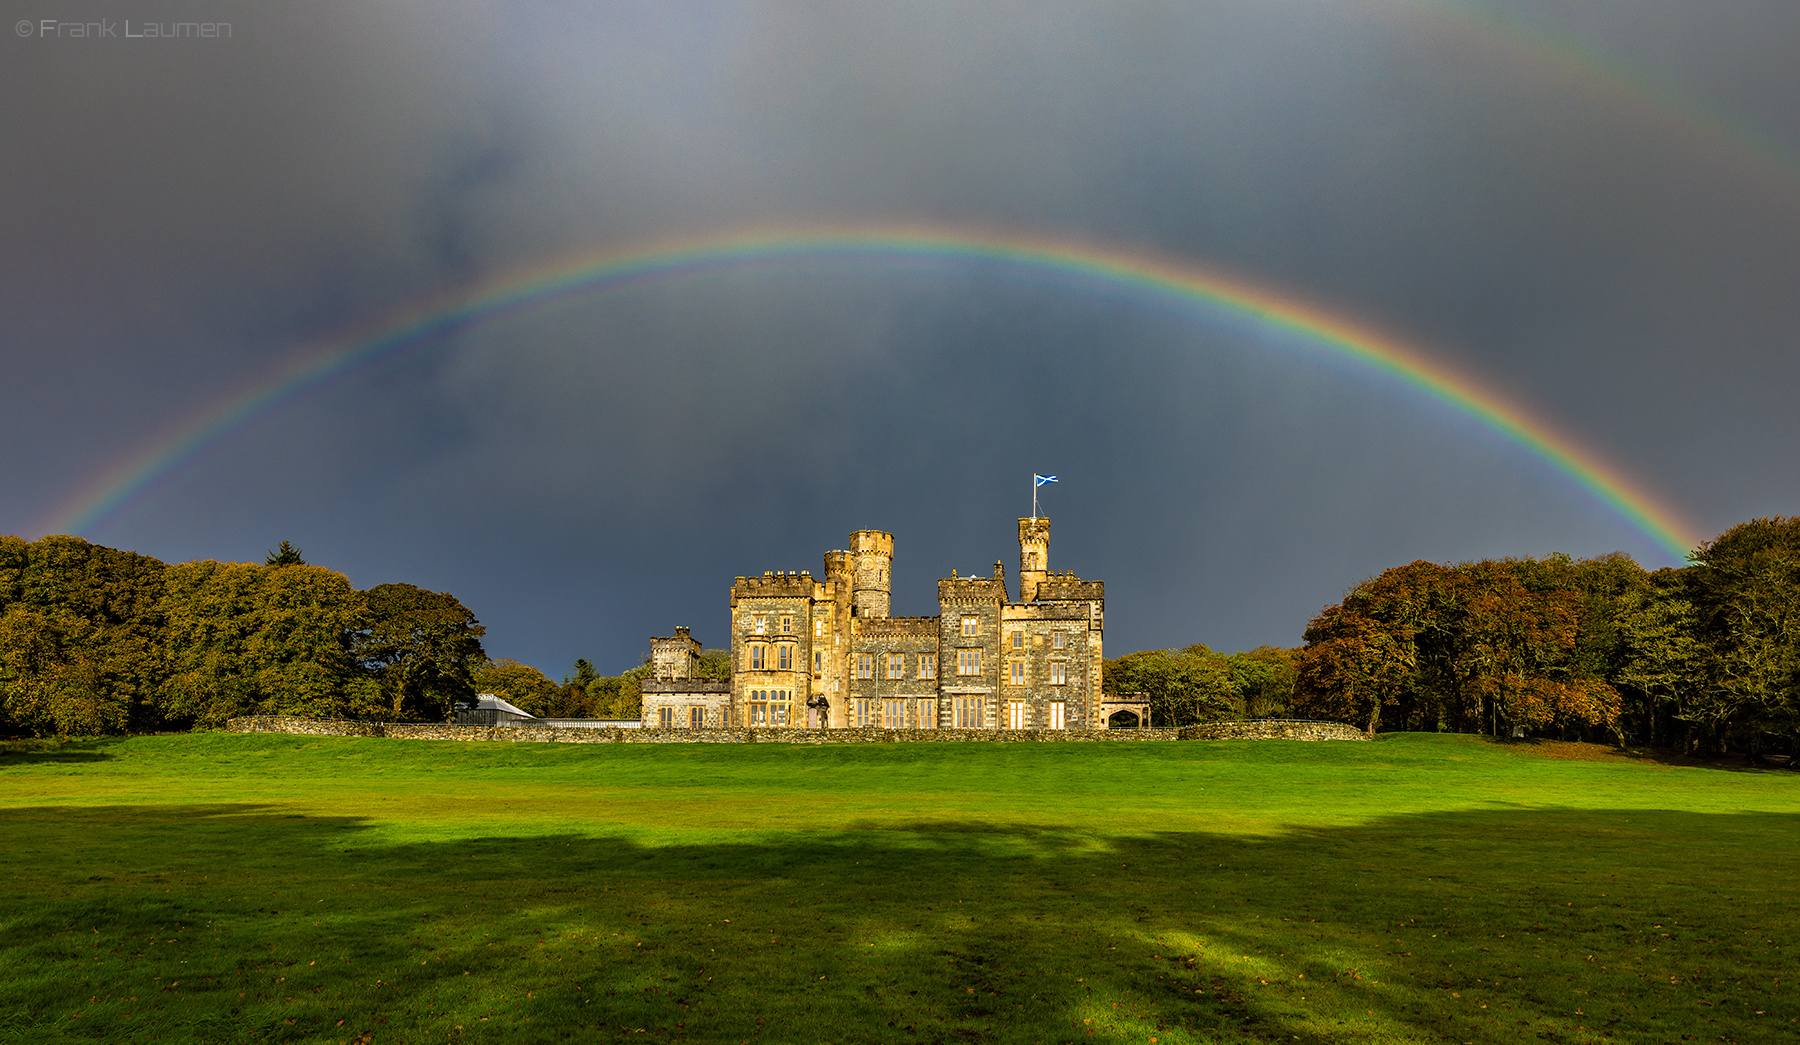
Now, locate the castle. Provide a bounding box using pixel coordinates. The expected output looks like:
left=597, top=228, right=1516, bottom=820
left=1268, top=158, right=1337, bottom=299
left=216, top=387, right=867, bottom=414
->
left=640, top=517, right=1135, bottom=730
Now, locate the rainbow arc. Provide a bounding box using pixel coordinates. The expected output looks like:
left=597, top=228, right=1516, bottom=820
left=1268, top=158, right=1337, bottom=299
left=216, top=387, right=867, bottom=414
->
left=43, top=225, right=1697, bottom=562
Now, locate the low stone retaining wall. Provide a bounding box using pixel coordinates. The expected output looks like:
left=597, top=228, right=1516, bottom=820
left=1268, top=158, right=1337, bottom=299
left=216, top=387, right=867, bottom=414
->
left=224, top=716, right=1366, bottom=744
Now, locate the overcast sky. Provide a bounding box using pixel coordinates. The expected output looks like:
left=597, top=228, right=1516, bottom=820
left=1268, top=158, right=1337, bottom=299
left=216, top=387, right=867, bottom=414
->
left=4, top=0, right=1798, bottom=676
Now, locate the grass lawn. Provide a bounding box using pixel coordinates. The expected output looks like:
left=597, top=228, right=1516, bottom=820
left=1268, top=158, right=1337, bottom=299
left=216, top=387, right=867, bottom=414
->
left=0, top=731, right=1795, bottom=1044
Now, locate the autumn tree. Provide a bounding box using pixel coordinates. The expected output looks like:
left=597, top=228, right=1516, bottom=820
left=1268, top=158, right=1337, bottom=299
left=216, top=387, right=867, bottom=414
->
left=1295, top=557, right=1622, bottom=737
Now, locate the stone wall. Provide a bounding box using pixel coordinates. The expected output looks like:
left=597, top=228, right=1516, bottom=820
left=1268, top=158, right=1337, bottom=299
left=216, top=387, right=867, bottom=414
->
left=225, top=716, right=1367, bottom=744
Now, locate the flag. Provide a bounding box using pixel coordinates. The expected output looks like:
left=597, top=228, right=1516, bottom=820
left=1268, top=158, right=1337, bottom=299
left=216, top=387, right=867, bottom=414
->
left=1034, top=474, right=1058, bottom=486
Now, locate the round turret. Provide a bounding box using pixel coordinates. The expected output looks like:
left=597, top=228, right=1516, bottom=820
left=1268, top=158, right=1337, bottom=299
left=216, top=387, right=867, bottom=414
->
left=849, top=529, right=893, bottom=618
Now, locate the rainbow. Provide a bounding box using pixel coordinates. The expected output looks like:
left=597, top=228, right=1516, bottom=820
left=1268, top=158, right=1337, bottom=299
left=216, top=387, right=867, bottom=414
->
left=42, top=224, right=1698, bottom=561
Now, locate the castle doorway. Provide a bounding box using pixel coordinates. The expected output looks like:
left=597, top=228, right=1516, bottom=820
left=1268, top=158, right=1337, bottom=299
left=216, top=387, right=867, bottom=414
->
left=1099, top=695, right=1150, bottom=730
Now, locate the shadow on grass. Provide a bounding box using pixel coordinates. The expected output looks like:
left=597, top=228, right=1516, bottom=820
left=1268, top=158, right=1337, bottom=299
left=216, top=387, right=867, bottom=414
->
left=1474, top=734, right=1800, bottom=774
left=0, top=737, right=123, bottom=764
left=2, top=803, right=1797, bottom=1044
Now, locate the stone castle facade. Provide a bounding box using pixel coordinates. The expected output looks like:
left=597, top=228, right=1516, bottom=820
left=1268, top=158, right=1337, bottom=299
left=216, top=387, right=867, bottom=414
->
left=640, top=517, right=1110, bottom=730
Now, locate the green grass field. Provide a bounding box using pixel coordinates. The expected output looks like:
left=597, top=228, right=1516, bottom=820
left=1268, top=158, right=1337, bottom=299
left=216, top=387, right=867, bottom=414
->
left=1, top=732, right=1795, bottom=1044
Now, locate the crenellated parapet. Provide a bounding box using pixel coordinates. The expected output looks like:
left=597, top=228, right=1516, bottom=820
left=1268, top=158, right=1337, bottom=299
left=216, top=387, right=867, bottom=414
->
left=937, top=574, right=1007, bottom=605
left=1034, top=572, right=1103, bottom=603
left=731, top=570, right=819, bottom=599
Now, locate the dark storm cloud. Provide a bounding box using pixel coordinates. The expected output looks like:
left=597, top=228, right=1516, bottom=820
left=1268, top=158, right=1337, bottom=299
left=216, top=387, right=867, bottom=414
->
left=4, top=1, right=1798, bottom=673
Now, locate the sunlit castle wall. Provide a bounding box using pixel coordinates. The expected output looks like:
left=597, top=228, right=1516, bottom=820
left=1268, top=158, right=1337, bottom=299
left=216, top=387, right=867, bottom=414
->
left=850, top=529, right=894, bottom=619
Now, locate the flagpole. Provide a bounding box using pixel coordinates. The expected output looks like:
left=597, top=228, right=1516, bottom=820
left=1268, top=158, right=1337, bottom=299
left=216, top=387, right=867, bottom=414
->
left=1032, top=473, right=1037, bottom=520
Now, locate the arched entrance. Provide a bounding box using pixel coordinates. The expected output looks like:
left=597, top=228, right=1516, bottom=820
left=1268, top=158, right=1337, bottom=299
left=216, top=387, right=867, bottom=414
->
left=1099, top=695, right=1150, bottom=729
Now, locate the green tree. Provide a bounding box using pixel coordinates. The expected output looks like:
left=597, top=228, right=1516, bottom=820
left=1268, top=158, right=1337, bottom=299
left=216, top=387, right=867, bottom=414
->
left=1611, top=570, right=1705, bottom=747
left=1686, top=518, right=1800, bottom=757
left=355, top=584, right=487, bottom=721
left=264, top=541, right=307, bottom=566
left=158, top=560, right=371, bottom=728
left=1229, top=646, right=1299, bottom=718
left=473, top=658, right=560, bottom=717
left=0, top=535, right=166, bottom=735
left=694, top=649, right=733, bottom=681
left=1104, top=645, right=1240, bottom=726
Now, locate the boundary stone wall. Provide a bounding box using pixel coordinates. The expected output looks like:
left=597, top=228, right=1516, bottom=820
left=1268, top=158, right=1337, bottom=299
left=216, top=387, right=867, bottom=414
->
left=225, top=716, right=1366, bottom=744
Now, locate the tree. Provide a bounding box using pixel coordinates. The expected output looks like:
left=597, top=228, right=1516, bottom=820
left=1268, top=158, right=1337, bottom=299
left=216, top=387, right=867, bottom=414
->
left=355, top=584, right=487, bottom=721
left=1294, top=604, right=1415, bottom=733
left=1294, top=557, right=1623, bottom=738
left=1228, top=646, right=1299, bottom=718
left=1104, top=645, right=1240, bottom=726
left=158, top=560, right=372, bottom=728
left=1612, top=570, right=1705, bottom=747
left=474, top=658, right=560, bottom=717
left=264, top=541, right=307, bottom=566
left=0, top=535, right=166, bottom=735
left=694, top=649, right=733, bottom=681
left=1686, top=518, right=1800, bottom=758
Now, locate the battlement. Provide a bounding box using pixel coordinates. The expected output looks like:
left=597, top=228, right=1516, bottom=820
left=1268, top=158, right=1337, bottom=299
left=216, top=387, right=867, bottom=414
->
left=856, top=615, right=941, bottom=638
left=938, top=574, right=1007, bottom=604
left=731, top=570, right=818, bottom=598
left=1034, top=575, right=1104, bottom=602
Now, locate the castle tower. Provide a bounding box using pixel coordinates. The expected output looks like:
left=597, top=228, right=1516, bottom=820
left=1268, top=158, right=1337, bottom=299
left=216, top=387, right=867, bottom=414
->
left=849, top=529, right=894, bottom=618
left=1018, top=517, right=1049, bottom=602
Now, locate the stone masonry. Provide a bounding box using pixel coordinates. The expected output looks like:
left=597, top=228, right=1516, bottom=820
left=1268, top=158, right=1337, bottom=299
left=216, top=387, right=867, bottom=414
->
left=228, top=716, right=1368, bottom=744
left=693, top=517, right=1111, bottom=733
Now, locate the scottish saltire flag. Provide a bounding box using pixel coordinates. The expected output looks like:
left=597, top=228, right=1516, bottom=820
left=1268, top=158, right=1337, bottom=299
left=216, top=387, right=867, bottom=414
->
left=1035, top=474, right=1058, bottom=486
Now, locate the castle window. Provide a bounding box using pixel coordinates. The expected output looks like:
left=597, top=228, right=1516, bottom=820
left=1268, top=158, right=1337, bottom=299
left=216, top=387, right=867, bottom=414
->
left=813, top=650, right=823, bottom=674
left=886, top=654, right=904, bottom=680
left=919, top=654, right=937, bottom=679
left=954, top=697, right=982, bottom=728
left=961, top=616, right=978, bottom=637
left=658, top=707, right=674, bottom=728
left=1009, top=660, right=1025, bottom=685
left=753, top=616, right=767, bottom=635
left=780, top=616, right=793, bottom=634
left=1007, top=701, right=1027, bottom=730
left=957, top=649, right=981, bottom=676
left=777, top=645, right=793, bottom=671
left=1051, top=662, right=1067, bottom=685
left=1052, top=630, right=1067, bottom=649
left=856, top=699, right=872, bottom=728
left=1010, top=631, right=1023, bottom=650
left=856, top=654, right=874, bottom=680
left=749, top=645, right=766, bottom=671
left=689, top=707, right=705, bottom=729
left=918, top=700, right=937, bottom=728
left=814, top=617, right=826, bottom=637
left=882, top=699, right=905, bottom=728
left=1049, top=701, right=1066, bottom=729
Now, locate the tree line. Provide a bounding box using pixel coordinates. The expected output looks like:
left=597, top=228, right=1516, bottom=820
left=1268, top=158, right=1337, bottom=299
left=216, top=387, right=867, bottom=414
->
left=0, top=535, right=487, bottom=734
left=1289, top=518, right=1800, bottom=756
left=1105, top=518, right=1800, bottom=758
left=13, top=516, right=1800, bottom=753
left=472, top=650, right=731, bottom=720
